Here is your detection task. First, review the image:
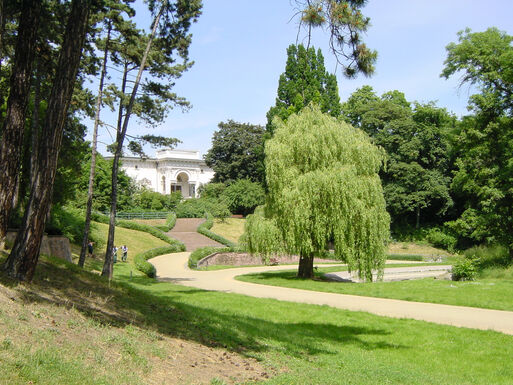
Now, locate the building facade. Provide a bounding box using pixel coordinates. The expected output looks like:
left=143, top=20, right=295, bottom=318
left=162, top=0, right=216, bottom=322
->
left=118, top=149, right=214, bottom=198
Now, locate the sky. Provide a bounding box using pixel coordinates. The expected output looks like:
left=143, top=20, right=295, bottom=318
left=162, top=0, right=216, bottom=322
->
left=90, top=0, right=513, bottom=157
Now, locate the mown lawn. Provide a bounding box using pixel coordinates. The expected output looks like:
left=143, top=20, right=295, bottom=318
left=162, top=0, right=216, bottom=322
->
left=236, top=267, right=513, bottom=311
left=210, top=218, right=245, bottom=244
left=1, top=252, right=513, bottom=384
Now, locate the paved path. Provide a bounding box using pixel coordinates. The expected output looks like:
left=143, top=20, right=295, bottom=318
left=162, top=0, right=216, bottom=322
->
left=150, top=252, right=513, bottom=335
left=168, top=218, right=223, bottom=251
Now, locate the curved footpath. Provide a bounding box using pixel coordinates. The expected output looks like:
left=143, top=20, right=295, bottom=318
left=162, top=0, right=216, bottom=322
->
left=167, top=218, right=223, bottom=251
left=150, top=252, right=513, bottom=335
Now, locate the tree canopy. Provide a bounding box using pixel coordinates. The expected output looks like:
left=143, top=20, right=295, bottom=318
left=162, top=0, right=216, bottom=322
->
left=441, top=28, right=513, bottom=258
left=266, top=44, right=341, bottom=134
left=342, top=87, right=455, bottom=230
left=245, top=106, right=389, bottom=280
left=204, top=120, right=266, bottom=184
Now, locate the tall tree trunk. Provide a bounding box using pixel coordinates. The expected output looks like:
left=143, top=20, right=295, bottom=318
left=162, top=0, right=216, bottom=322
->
left=416, top=205, right=420, bottom=229
left=30, top=58, right=41, bottom=186
left=3, top=0, right=91, bottom=281
left=79, top=24, right=111, bottom=268
left=297, top=253, right=314, bottom=278
left=102, top=5, right=165, bottom=278
left=0, top=0, right=41, bottom=246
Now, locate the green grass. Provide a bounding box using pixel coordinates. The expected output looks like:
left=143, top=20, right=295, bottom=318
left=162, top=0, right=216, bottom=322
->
left=211, top=218, right=246, bottom=244
left=2, top=253, right=513, bottom=384
left=236, top=266, right=513, bottom=311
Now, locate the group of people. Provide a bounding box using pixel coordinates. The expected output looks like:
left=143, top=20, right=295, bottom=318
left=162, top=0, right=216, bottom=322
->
left=86, top=241, right=128, bottom=264
left=112, top=245, right=128, bottom=263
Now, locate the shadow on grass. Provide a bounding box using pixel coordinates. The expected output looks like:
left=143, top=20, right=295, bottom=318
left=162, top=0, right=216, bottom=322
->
left=0, top=254, right=406, bottom=359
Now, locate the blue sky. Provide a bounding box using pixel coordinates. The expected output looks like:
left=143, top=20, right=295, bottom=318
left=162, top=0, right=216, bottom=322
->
left=91, top=1, right=513, bottom=157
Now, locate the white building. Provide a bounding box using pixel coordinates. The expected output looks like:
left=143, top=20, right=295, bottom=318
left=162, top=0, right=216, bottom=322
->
left=118, top=149, right=215, bottom=198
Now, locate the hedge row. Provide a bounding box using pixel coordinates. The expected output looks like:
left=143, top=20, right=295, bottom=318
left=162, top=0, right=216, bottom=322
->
left=91, top=211, right=185, bottom=277
left=134, top=244, right=184, bottom=278
left=159, top=212, right=177, bottom=232
left=386, top=254, right=424, bottom=261
left=188, top=246, right=233, bottom=269
left=197, top=213, right=236, bottom=248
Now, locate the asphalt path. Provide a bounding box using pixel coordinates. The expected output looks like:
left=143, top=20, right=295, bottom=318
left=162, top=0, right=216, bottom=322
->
left=150, top=252, right=513, bottom=335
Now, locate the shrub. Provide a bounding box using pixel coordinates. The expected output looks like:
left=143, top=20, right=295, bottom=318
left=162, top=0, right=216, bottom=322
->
left=452, top=257, right=478, bottom=281
left=134, top=245, right=184, bottom=278
left=221, top=179, right=265, bottom=216
left=155, top=212, right=177, bottom=232
left=426, top=228, right=457, bottom=252
left=188, top=246, right=232, bottom=268
left=117, top=219, right=185, bottom=249
left=197, top=213, right=236, bottom=248
left=175, top=198, right=230, bottom=219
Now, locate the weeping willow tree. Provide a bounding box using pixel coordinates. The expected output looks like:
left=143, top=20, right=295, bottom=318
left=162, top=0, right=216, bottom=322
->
left=244, top=106, right=390, bottom=280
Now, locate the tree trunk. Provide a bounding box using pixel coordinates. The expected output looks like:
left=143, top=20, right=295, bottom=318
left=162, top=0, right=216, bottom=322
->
left=416, top=205, right=420, bottom=229
left=0, top=0, right=41, bottom=245
left=297, top=254, right=314, bottom=278
left=79, top=24, right=111, bottom=268
left=102, top=5, right=164, bottom=278
left=3, top=0, right=91, bottom=281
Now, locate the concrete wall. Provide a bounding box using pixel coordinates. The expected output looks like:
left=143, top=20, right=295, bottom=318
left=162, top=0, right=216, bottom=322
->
left=6, top=231, right=72, bottom=263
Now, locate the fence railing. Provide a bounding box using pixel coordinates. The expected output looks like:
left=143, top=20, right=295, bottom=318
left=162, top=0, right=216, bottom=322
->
left=104, top=211, right=173, bottom=220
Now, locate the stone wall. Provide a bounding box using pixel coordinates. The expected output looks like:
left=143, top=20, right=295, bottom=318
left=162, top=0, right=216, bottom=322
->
left=6, top=231, right=72, bottom=263
left=197, top=252, right=300, bottom=268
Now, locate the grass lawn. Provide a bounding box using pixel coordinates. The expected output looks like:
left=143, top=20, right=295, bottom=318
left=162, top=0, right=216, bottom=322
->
left=1, top=252, right=513, bottom=384
left=70, top=222, right=170, bottom=266
left=237, top=266, right=513, bottom=311
left=210, top=218, right=245, bottom=244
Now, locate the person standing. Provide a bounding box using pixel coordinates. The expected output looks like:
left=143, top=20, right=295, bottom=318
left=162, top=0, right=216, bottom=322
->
left=121, top=245, right=128, bottom=262
left=87, top=241, right=94, bottom=258
left=112, top=246, right=118, bottom=264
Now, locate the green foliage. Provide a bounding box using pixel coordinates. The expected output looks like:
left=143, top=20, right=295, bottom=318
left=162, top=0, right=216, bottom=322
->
left=199, top=183, right=226, bottom=200
left=442, top=28, right=513, bottom=257
left=133, top=189, right=181, bottom=211
left=426, top=228, right=457, bottom=252
left=222, top=180, right=265, bottom=216
left=116, top=219, right=184, bottom=250
left=46, top=206, right=105, bottom=249
left=266, top=44, right=341, bottom=134
left=451, top=257, right=478, bottom=281
left=75, top=154, right=137, bottom=212
left=343, top=87, right=455, bottom=229
left=175, top=198, right=230, bottom=219
left=296, top=1, right=377, bottom=78
left=241, top=207, right=285, bottom=262
left=197, top=213, right=236, bottom=248
left=134, top=245, right=184, bottom=278
left=247, top=106, right=390, bottom=280
left=188, top=246, right=232, bottom=269
left=463, top=245, right=511, bottom=270
left=386, top=254, right=424, bottom=261
left=204, top=121, right=266, bottom=184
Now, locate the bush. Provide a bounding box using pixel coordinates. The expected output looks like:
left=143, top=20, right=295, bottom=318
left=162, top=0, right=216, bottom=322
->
left=197, top=213, right=236, bottom=248
left=134, top=245, right=184, bottom=278
left=188, top=246, right=232, bottom=268
left=175, top=198, right=230, bottom=219
left=155, top=212, right=177, bottom=232
left=426, top=228, right=457, bottom=252
left=222, top=179, right=265, bottom=216
left=452, top=257, right=479, bottom=281
left=117, top=219, right=185, bottom=249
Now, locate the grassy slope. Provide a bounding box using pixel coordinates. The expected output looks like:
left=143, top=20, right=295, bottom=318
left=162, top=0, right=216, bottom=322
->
left=71, top=222, right=169, bottom=266
left=210, top=218, right=245, bottom=244
left=1, top=253, right=513, bottom=384
left=237, top=267, right=513, bottom=311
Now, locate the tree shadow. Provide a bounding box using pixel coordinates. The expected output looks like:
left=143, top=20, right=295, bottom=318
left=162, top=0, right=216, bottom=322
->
left=0, top=255, right=408, bottom=359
